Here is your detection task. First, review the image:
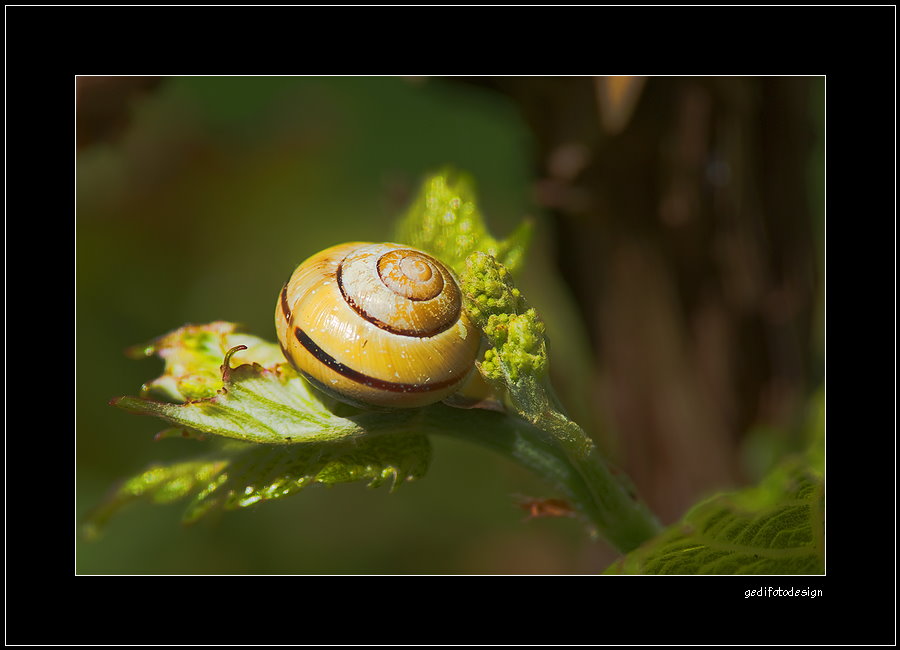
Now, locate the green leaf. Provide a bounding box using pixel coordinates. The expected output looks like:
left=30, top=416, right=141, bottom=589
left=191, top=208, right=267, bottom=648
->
left=604, top=397, right=825, bottom=574
left=113, top=357, right=367, bottom=446
left=91, top=322, right=437, bottom=535
left=83, top=432, right=431, bottom=538
left=604, top=462, right=823, bottom=574
left=126, top=321, right=287, bottom=403
left=393, top=168, right=533, bottom=276
left=113, top=323, right=403, bottom=445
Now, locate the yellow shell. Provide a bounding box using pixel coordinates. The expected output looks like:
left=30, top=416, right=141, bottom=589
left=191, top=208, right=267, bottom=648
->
left=276, top=242, right=481, bottom=408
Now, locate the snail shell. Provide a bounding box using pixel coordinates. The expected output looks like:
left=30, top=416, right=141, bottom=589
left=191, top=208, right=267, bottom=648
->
left=276, top=242, right=480, bottom=409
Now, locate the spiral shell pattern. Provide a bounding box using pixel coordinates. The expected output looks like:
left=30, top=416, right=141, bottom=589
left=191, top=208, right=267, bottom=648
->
left=276, top=242, right=480, bottom=408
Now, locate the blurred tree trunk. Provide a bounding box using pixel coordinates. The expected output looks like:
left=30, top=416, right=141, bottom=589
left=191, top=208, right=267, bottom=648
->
left=460, top=76, right=820, bottom=524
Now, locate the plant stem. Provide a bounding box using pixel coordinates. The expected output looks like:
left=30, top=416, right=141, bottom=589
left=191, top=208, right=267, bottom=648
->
left=418, top=405, right=662, bottom=554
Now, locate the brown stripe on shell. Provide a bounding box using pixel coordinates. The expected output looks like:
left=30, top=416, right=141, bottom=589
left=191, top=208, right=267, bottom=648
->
left=294, top=326, right=465, bottom=393
left=336, top=261, right=458, bottom=338
left=280, top=283, right=292, bottom=323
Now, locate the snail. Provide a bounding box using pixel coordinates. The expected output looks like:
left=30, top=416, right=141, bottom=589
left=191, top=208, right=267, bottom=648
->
left=276, top=242, right=482, bottom=409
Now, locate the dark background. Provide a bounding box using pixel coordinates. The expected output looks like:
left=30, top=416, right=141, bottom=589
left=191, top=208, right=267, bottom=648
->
left=75, top=75, right=824, bottom=574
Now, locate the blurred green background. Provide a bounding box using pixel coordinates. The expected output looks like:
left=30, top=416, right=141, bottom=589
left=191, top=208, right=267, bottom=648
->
left=76, top=76, right=824, bottom=574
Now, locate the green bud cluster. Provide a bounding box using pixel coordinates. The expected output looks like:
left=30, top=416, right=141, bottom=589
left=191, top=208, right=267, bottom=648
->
left=460, top=251, right=548, bottom=384
left=460, top=251, right=525, bottom=327
left=480, top=309, right=547, bottom=382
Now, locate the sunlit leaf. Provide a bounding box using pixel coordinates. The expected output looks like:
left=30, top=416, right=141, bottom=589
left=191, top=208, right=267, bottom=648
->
left=393, top=168, right=532, bottom=276
left=113, top=324, right=387, bottom=445
left=126, top=321, right=285, bottom=403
